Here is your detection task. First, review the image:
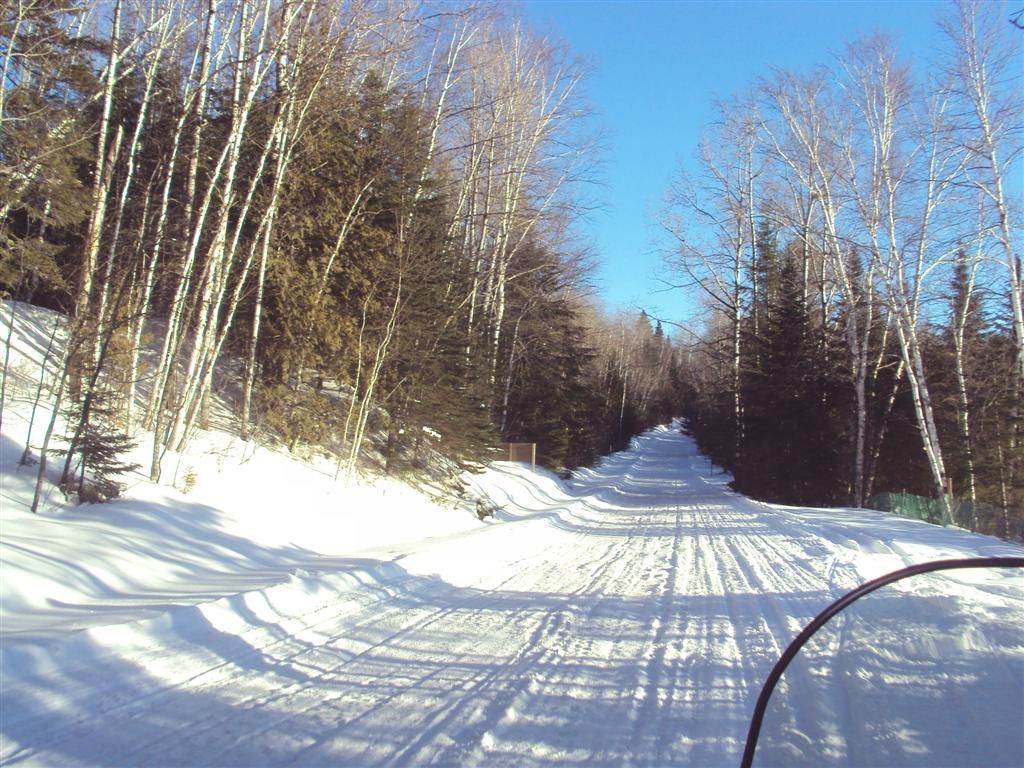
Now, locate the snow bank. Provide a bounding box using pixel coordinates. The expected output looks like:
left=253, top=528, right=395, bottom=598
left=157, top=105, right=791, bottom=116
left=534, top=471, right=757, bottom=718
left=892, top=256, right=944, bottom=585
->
left=2, top=302, right=1023, bottom=768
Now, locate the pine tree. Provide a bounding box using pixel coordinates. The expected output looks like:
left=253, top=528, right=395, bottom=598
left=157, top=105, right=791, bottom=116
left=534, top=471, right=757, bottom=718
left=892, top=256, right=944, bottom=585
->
left=501, top=293, right=587, bottom=469
left=0, top=1, right=93, bottom=304
left=379, top=191, right=498, bottom=471
left=751, top=217, right=782, bottom=364
left=58, top=388, right=140, bottom=502
left=740, top=255, right=844, bottom=504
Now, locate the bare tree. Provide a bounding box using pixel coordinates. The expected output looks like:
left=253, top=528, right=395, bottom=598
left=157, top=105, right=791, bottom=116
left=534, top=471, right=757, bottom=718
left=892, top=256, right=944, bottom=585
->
left=448, top=21, right=586, bottom=379
left=761, top=67, right=882, bottom=507
left=666, top=98, right=767, bottom=465
left=942, top=0, right=1024, bottom=515
left=77, top=0, right=123, bottom=321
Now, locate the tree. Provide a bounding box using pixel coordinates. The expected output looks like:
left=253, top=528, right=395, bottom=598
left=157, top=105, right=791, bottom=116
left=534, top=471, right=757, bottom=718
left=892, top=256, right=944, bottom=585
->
left=665, top=97, right=764, bottom=470
left=740, top=253, right=844, bottom=504
left=941, top=0, right=1024, bottom=519
left=8, top=0, right=628, bottom=509
left=57, top=386, right=140, bottom=501
left=761, top=66, right=879, bottom=507
left=671, top=16, right=1022, bottom=534
left=0, top=0, right=92, bottom=303
left=948, top=252, right=983, bottom=508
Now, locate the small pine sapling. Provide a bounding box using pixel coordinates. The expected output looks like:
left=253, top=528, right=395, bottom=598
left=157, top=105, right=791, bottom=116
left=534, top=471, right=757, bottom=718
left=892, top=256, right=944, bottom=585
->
left=59, top=388, right=140, bottom=503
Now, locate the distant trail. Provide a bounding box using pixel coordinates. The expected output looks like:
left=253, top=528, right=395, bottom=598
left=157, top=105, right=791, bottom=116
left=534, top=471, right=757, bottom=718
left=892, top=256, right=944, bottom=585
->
left=2, top=427, right=1019, bottom=767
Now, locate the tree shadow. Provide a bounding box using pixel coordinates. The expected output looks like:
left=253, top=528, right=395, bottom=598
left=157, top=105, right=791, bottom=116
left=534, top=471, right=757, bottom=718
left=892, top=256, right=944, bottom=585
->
left=0, top=484, right=327, bottom=639
left=0, top=554, right=835, bottom=768
left=6, top=552, right=1015, bottom=767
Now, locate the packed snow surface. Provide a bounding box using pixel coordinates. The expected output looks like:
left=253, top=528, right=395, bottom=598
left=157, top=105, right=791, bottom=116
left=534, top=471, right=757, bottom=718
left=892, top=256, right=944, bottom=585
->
left=1, top=304, right=1023, bottom=767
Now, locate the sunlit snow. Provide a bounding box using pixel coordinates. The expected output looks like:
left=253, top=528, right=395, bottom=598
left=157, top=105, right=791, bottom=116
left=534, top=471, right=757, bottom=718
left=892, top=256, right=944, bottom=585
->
left=1, top=302, right=1022, bottom=767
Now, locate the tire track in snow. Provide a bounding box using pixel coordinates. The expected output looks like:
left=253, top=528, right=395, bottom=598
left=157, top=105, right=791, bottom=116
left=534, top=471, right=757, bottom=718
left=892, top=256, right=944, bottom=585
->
left=3, top=428, right=868, bottom=767
left=100, top=515, right=629, bottom=767
left=460, top=515, right=660, bottom=766
left=622, top=491, right=686, bottom=768
left=2, top=528, right=578, bottom=767
left=115, top=532, right=587, bottom=767
left=612, top=479, right=835, bottom=766
left=467, top=450, right=705, bottom=766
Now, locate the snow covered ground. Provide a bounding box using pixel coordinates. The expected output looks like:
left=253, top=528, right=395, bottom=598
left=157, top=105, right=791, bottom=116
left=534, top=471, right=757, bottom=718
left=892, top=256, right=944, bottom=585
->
left=2, top=302, right=1023, bottom=766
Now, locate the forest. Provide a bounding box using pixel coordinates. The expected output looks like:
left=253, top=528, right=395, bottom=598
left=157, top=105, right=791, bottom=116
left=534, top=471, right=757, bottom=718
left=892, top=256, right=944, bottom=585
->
left=1, top=0, right=681, bottom=508
left=665, top=1, right=1022, bottom=538
left=1, top=0, right=1020, bottom=541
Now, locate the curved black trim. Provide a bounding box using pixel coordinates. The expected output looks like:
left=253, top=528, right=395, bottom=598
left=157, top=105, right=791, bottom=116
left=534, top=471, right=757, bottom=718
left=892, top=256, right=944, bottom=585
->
left=740, top=556, right=1024, bottom=768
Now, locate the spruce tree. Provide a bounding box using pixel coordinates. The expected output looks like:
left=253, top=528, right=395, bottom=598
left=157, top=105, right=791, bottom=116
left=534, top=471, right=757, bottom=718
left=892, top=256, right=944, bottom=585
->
left=58, top=388, right=140, bottom=502
left=0, top=0, right=92, bottom=305
left=740, top=254, right=844, bottom=505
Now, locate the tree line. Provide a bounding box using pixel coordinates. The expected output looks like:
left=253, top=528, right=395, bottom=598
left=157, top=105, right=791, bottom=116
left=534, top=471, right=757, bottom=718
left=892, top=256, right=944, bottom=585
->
left=666, top=0, right=1022, bottom=538
left=1, top=0, right=681, bottom=507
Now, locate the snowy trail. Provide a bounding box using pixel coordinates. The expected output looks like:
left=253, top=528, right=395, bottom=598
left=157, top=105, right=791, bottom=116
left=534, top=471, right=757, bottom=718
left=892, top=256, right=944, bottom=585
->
left=2, top=427, right=1023, bottom=767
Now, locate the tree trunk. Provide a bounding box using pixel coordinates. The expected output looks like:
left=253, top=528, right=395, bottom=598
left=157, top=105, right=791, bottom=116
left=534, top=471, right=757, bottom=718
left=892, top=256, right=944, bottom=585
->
left=0, top=300, right=16, bottom=432
left=952, top=262, right=979, bottom=513
left=20, top=315, right=62, bottom=467
left=77, top=0, right=122, bottom=320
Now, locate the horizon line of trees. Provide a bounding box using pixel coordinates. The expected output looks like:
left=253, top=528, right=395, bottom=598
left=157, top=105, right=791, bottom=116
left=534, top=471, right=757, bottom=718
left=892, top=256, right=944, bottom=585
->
left=666, top=0, right=1022, bottom=539
left=1, top=0, right=682, bottom=508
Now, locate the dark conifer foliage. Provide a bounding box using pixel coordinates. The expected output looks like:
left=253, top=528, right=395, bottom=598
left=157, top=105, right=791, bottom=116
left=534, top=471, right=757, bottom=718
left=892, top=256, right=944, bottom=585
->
left=668, top=2, right=1022, bottom=539
left=0, top=2, right=94, bottom=305
left=676, top=210, right=1020, bottom=537
left=501, top=286, right=590, bottom=469
left=3, top=2, right=685, bottom=509
left=737, top=256, right=845, bottom=505
left=57, top=388, right=141, bottom=501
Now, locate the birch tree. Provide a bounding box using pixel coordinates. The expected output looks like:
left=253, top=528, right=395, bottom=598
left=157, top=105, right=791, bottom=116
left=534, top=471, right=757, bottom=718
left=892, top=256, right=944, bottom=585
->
left=845, top=36, right=968, bottom=514
left=941, top=0, right=1023, bottom=514
left=122, top=0, right=204, bottom=432
left=94, top=0, right=189, bottom=422
left=762, top=68, right=878, bottom=506
left=76, top=0, right=122, bottom=325
left=666, top=100, right=763, bottom=465
left=142, top=0, right=244, bottom=476
left=449, top=22, right=585, bottom=385
left=161, top=0, right=282, bottom=450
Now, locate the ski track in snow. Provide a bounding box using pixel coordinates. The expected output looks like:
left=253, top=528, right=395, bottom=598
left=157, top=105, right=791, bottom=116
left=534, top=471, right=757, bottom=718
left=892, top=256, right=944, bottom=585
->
left=2, top=427, right=1023, bottom=767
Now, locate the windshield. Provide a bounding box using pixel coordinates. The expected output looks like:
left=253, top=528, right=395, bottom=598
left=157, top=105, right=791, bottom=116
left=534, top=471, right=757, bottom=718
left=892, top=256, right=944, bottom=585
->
left=747, top=559, right=1024, bottom=768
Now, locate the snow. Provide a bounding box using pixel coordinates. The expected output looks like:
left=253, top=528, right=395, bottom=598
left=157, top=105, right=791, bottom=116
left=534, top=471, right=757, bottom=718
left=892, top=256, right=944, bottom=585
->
left=2, top=301, right=1023, bottom=767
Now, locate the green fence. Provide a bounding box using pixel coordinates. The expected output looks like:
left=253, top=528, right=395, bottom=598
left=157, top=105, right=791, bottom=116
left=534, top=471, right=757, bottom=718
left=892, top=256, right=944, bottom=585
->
left=869, top=493, right=1022, bottom=541
left=868, top=492, right=965, bottom=529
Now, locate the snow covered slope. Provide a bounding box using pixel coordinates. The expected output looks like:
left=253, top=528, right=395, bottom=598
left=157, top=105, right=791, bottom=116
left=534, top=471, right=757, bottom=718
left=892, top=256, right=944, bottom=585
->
left=2, top=417, right=1022, bottom=766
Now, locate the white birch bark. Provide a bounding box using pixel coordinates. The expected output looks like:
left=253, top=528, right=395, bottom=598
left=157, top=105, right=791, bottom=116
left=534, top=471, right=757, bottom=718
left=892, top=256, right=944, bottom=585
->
left=93, top=1, right=179, bottom=390
left=943, top=0, right=1023, bottom=516
left=667, top=102, right=760, bottom=464
left=844, top=37, right=963, bottom=515
left=952, top=256, right=979, bottom=509
left=77, top=0, right=122, bottom=320
left=762, top=70, right=873, bottom=505
left=165, top=0, right=281, bottom=449
left=144, top=0, right=226, bottom=461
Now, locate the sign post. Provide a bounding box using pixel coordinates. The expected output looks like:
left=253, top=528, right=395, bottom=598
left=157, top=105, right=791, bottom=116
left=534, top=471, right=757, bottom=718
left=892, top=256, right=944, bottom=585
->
left=499, top=442, right=536, bottom=471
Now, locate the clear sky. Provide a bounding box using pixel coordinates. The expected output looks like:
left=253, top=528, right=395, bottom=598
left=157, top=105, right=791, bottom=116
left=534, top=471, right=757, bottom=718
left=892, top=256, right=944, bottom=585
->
left=520, top=0, right=949, bottom=332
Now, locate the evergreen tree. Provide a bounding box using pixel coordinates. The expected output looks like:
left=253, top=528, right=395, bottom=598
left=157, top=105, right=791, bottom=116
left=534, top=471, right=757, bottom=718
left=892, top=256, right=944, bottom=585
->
left=57, top=387, right=140, bottom=501
left=750, top=217, right=782, bottom=362
left=502, top=291, right=605, bottom=470
left=739, top=255, right=844, bottom=505
left=0, top=2, right=94, bottom=305
left=259, top=95, right=374, bottom=390
left=379, top=190, right=498, bottom=470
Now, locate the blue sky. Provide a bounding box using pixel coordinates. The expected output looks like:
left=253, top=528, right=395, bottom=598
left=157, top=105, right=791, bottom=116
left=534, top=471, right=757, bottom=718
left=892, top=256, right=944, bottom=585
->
left=520, top=0, right=949, bottom=331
